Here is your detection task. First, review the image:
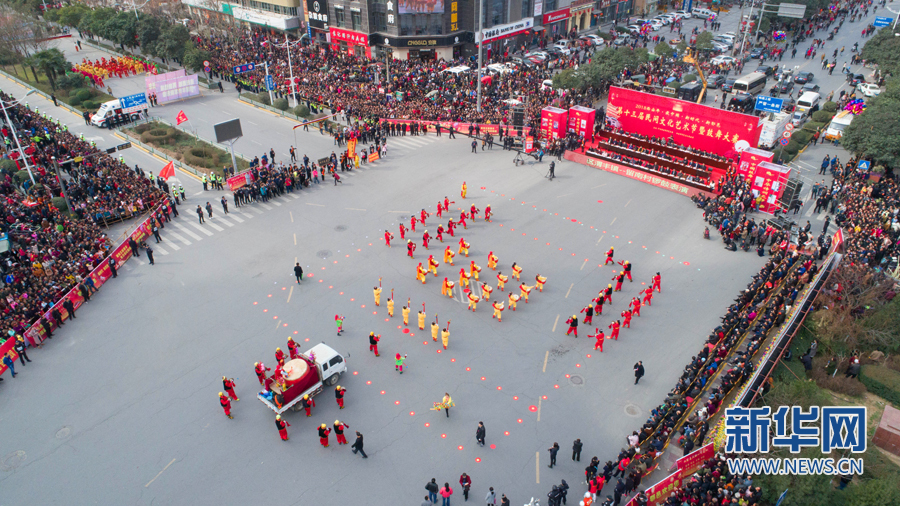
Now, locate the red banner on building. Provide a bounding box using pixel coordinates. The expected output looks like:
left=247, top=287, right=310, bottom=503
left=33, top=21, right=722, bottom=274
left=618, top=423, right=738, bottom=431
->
left=676, top=443, right=715, bottom=479
left=540, top=106, right=568, bottom=140
left=737, top=147, right=774, bottom=182
left=543, top=7, right=570, bottom=24
left=751, top=161, right=792, bottom=214
left=606, top=87, right=762, bottom=159
left=330, top=27, right=372, bottom=58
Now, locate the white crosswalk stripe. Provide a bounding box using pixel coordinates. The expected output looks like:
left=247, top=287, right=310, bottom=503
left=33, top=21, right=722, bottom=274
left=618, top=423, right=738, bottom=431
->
left=174, top=223, right=203, bottom=240
left=259, top=203, right=274, bottom=210
left=248, top=206, right=265, bottom=214
left=289, top=193, right=300, bottom=199
left=224, top=213, right=244, bottom=223
left=237, top=210, right=254, bottom=219
left=211, top=215, right=235, bottom=227
left=162, top=240, right=181, bottom=251
left=206, top=221, right=225, bottom=232
left=168, top=231, right=192, bottom=245
left=188, top=221, right=215, bottom=236
left=270, top=200, right=283, bottom=207
left=154, top=245, right=170, bottom=255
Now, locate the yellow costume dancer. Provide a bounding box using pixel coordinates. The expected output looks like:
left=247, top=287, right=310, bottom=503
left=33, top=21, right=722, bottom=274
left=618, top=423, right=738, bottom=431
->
left=374, top=286, right=382, bottom=306
left=416, top=263, right=427, bottom=284
left=459, top=268, right=471, bottom=289
left=497, top=272, right=508, bottom=291
left=441, top=328, right=450, bottom=349
left=487, top=251, right=499, bottom=270
left=467, top=293, right=480, bottom=312
left=441, top=277, right=455, bottom=297
left=508, top=293, right=519, bottom=311
left=492, top=301, right=505, bottom=321
left=520, top=283, right=534, bottom=303
left=512, top=262, right=523, bottom=281
left=458, top=239, right=470, bottom=257
left=469, top=261, right=482, bottom=281
left=402, top=306, right=410, bottom=326
left=535, top=274, right=547, bottom=292
left=417, top=311, right=426, bottom=330
left=387, top=297, right=394, bottom=317
left=461, top=181, right=467, bottom=198
left=431, top=322, right=440, bottom=341
left=481, top=283, right=493, bottom=301
left=428, top=255, right=439, bottom=276
left=443, top=246, right=455, bottom=265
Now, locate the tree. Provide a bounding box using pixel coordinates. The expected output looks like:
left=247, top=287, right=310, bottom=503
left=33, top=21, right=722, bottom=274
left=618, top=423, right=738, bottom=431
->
left=104, top=12, right=139, bottom=50
left=136, top=16, right=162, bottom=50
left=695, top=31, right=714, bottom=52
left=151, top=24, right=190, bottom=61
left=654, top=42, right=674, bottom=59
left=29, top=48, right=70, bottom=90
left=842, top=79, right=900, bottom=169
left=860, top=28, right=900, bottom=78
left=57, top=4, right=91, bottom=28
left=182, top=42, right=212, bottom=73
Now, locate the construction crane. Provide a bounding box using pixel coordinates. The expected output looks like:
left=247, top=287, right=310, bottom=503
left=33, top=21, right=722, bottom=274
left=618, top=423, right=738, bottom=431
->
left=683, top=46, right=708, bottom=104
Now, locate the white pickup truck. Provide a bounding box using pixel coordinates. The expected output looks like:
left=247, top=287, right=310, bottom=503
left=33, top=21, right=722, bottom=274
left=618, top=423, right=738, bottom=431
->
left=257, top=343, right=347, bottom=415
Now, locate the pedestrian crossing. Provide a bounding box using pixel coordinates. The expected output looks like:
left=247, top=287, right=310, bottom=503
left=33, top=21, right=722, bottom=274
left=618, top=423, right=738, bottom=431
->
left=140, top=135, right=451, bottom=260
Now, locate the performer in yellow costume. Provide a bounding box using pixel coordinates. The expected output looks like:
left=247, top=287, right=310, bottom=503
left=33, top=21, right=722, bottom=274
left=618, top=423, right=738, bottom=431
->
left=443, top=246, right=455, bottom=265
left=535, top=274, right=547, bottom=292
left=511, top=262, right=523, bottom=281
left=428, top=255, right=439, bottom=276
left=467, top=293, right=480, bottom=311
left=492, top=301, right=505, bottom=321
left=508, top=293, right=519, bottom=311
left=487, top=251, right=499, bottom=270
left=497, top=272, right=508, bottom=291
left=481, top=283, right=493, bottom=302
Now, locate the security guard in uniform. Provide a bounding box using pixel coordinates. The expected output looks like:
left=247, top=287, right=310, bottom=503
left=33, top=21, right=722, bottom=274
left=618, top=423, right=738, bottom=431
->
left=202, top=174, right=208, bottom=191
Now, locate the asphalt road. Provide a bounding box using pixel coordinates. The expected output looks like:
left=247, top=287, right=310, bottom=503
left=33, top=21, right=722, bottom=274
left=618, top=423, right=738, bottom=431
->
left=0, top=8, right=888, bottom=504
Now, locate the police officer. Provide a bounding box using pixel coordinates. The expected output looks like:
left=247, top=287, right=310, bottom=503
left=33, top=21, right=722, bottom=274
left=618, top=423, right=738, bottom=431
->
left=202, top=173, right=208, bottom=191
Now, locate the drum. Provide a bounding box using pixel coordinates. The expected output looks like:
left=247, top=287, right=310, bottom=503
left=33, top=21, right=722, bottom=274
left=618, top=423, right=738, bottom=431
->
left=282, top=359, right=309, bottom=385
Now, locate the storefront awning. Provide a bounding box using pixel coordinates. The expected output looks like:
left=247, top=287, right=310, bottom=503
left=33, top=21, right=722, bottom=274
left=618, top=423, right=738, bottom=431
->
left=532, top=26, right=546, bottom=32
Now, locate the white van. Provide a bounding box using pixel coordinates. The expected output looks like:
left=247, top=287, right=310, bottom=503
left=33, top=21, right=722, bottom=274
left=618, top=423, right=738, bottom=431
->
left=692, top=8, right=716, bottom=19
left=796, top=91, right=821, bottom=113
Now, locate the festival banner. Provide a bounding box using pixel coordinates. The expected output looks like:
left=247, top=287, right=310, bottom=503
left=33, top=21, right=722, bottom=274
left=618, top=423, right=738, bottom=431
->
left=607, top=87, right=762, bottom=158
left=736, top=147, right=774, bottom=182
left=626, top=471, right=683, bottom=506
left=368, top=152, right=380, bottom=162
left=565, top=152, right=715, bottom=199
left=347, top=138, right=358, bottom=159
left=227, top=170, right=256, bottom=191
left=379, top=118, right=503, bottom=136
left=676, top=443, right=715, bottom=479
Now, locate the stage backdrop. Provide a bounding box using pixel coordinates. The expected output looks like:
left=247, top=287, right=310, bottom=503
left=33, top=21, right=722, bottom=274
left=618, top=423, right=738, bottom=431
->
left=606, top=87, right=762, bottom=159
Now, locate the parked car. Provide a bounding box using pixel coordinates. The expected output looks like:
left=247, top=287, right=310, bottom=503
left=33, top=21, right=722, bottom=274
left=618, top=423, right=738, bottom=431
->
left=581, top=34, right=605, bottom=46
left=721, top=79, right=736, bottom=93
left=777, top=79, right=794, bottom=94
left=849, top=73, right=866, bottom=86
left=749, top=48, right=764, bottom=59
left=801, top=83, right=820, bottom=93
left=708, top=74, right=727, bottom=88
left=781, top=96, right=796, bottom=113
left=794, top=71, right=814, bottom=84
left=757, top=65, right=775, bottom=77
left=857, top=82, right=882, bottom=97
left=673, top=10, right=691, bottom=20
left=710, top=55, right=736, bottom=66
left=626, top=25, right=642, bottom=35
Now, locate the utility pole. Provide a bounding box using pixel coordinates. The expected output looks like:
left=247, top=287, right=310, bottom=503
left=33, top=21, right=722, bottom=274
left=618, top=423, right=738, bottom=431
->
left=476, top=0, right=483, bottom=114
left=285, top=36, right=297, bottom=108
left=264, top=60, right=275, bottom=105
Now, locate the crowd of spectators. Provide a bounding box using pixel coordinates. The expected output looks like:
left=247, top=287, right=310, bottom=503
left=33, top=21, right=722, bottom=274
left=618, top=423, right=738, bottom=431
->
left=0, top=90, right=167, bottom=350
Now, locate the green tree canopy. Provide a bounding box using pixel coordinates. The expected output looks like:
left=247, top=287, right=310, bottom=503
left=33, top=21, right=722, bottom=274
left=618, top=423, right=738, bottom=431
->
left=654, top=42, right=674, bottom=59
left=104, top=12, right=139, bottom=50
left=136, top=15, right=162, bottom=50
left=860, top=28, right=900, bottom=77
left=182, top=42, right=212, bottom=72
left=841, top=79, right=900, bottom=169
left=152, top=24, right=190, bottom=61
left=27, top=48, right=69, bottom=90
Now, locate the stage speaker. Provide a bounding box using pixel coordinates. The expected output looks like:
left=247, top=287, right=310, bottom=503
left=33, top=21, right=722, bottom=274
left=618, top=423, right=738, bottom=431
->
left=779, top=178, right=803, bottom=210
left=512, top=106, right=525, bottom=127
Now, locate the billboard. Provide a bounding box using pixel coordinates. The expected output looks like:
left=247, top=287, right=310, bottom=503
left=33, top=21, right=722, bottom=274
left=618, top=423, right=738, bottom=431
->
left=399, top=0, right=444, bottom=14
left=146, top=70, right=199, bottom=104
left=540, top=106, right=568, bottom=140
left=606, top=87, right=762, bottom=159
left=751, top=161, right=792, bottom=214
left=307, top=0, right=329, bottom=28
left=214, top=119, right=243, bottom=143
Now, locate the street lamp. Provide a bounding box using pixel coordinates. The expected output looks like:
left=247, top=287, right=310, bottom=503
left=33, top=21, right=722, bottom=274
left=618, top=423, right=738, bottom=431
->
left=275, top=37, right=303, bottom=108
left=0, top=90, right=36, bottom=185
left=130, top=0, right=152, bottom=19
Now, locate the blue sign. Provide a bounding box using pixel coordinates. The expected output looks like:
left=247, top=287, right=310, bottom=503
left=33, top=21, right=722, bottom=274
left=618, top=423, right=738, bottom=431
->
left=119, top=93, right=147, bottom=110
left=265, top=75, right=276, bottom=91
left=775, top=489, right=789, bottom=506
left=755, top=95, right=784, bottom=113
left=233, top=63, right=256, bottom=74
left=873, top=16, right=892, bottom=27
left=858, top=160, right=870, bottom=170
left=780, top=138, right=789, bottom=146
left=681, top=0, right=693, bottom=13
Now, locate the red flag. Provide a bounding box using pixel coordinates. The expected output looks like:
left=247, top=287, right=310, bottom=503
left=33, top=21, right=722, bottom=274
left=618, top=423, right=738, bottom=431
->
left=158, top=161, right=175, bottom=180
left=176, top=110, right=188, bottom=125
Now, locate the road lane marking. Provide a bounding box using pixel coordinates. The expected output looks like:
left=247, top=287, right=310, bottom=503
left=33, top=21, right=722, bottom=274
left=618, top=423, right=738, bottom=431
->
left=565, top=283, right=574, bottom=298
left=145, top=458, right=177, bottom=488
left=543, top=350, right=550, bottom=372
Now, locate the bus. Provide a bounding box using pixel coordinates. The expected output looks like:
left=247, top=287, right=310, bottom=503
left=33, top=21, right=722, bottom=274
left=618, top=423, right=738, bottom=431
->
left=732, top=72, right=768, bottom=96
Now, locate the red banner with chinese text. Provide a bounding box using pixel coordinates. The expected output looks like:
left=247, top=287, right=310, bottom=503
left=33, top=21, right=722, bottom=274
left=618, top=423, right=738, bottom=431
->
left=380, top=118, right=503, bottom=136
left=565, top=151, right=715, bottom=199
left=568, top=105, right=596, bottom=138
left=540, top=107, right=568, bottom=140
left=676, top=443, right=715, bottom=479
left=607, top=87, right=762, bottom=159
left=750, top=161, right=792, bottom=214
left=626, top=471, right=683, bottom=506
